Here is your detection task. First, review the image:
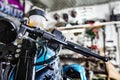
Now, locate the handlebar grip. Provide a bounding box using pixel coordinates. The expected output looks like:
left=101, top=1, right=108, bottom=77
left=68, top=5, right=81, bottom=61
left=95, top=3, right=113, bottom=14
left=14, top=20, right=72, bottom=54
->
left=64, top=41, right=108, bottom=62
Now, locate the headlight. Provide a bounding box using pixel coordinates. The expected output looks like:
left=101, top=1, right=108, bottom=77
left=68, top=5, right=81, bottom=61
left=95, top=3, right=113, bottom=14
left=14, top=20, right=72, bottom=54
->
left=0, top=18, right=17, bottom=44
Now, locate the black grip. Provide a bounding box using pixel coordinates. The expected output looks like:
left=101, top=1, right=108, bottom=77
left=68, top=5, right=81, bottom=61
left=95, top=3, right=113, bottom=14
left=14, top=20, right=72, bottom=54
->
left=63, top=41, right=108, bottom=62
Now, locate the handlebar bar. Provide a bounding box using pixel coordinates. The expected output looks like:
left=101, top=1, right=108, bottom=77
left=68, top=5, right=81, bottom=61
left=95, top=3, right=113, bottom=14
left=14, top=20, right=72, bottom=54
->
left=18, top=24, right=108, bottom=62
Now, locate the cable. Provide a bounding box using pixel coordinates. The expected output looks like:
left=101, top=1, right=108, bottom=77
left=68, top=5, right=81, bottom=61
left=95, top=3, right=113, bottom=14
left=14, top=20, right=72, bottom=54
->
left=37, top=46, right=44, bottom=59
left=44, top=41, right=48, bottom=63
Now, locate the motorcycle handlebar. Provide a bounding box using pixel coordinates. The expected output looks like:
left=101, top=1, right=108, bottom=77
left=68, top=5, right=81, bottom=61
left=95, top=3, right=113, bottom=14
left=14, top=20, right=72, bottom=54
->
left=18, top=24, right=108, bottom=62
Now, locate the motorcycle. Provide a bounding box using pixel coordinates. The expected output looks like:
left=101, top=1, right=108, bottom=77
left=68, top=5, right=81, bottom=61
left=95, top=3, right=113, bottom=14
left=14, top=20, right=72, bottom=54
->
left=0, top=18, right=108, bottom=80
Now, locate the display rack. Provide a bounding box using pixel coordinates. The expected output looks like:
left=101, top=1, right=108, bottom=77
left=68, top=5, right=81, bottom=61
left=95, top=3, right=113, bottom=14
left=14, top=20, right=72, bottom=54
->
left=56, top=21, right=120, bottom=30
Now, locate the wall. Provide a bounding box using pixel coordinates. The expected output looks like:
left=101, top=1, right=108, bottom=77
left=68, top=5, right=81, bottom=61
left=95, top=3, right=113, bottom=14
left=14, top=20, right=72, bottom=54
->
left=46, top=3, right=110, bottom=28
left=110, top=1, right=120, bottom=15
left=46, top=1, right=120, bottom=28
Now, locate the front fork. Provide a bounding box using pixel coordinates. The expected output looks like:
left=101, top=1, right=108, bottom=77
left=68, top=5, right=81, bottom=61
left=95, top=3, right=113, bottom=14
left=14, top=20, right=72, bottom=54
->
left=13, top=39, right=36, bottom=80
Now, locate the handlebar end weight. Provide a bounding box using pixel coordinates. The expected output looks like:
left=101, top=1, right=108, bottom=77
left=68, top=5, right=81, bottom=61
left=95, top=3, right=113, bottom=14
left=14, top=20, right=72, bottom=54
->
left=104, top=57, right=109, bottom=62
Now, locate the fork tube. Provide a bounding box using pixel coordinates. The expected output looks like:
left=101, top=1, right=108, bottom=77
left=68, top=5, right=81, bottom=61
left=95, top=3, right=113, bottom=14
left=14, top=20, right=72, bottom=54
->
left=0, top=62, right=3, bottom=80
